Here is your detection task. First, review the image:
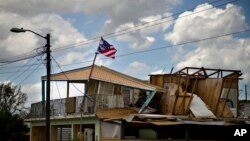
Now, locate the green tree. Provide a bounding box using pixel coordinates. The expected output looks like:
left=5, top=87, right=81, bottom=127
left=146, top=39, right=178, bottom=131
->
left=0, top=82, right=28, bottom=114
left=0, top=82, right=29, bottom=141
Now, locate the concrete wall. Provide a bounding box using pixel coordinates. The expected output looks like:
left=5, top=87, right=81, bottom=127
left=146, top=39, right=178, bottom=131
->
left=30, top=116, right=100, bottom=141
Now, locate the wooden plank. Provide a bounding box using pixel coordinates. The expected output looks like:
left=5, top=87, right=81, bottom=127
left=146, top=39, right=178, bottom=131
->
left=216, top=100, right=234, bottom=118
left=186, top=77, right=198, bottom=114
left=65, top=97, right=76, bottom=113
left=51, top=126, right=57, bottom=141
left=167, top=95, right=176, bottom=115
left=73, top=125, right=81, bottom=141
left=220, top=80, right=232, bottom=117
left=181, top=76, right=190, bottom=114
left=172, top=75, right=181, bottom=114
left=114, top=84, right=121, bottom=95
left=156, top=75, right=164, bottom=87
left=173, top=96, right=192, bottom=115
left=223, top=79, right=238, bottom=89
left=96, top=108, right=137, bottom=119
left=203, top=79, right=223, bottom=113
left=193, top=79, right=206, bottom=99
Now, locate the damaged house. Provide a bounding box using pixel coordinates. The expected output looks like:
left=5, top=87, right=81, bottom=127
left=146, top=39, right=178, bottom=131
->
left=27, top=65, right=165, bottom=141
left=27, top=66, right=247, bottom=141
left=150, top=67, right=241, bottom=118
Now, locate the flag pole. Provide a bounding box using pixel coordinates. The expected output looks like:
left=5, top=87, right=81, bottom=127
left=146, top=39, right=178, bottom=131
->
left=88, top=52, right=99, bottom=81
left=80, top=51, right=98, bottom=134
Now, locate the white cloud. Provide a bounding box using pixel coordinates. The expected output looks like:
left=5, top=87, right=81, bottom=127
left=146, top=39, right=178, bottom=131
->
left=0, top=0, right=83, bottom=15
left=126, top=61, right=148, bottom=73
left=1, top=0, right=179, bottom=51
left=166, top=3, right=250, bottom=82
left=115, top=14, right=172, bottom=49
left=176, top=37, right=250, bottom=80
left=165, top=3, right=247, bottom=44
left=57, top=52, right=86, bottom=65
left=150, top=69, right=166, bottom=75
left=95, top=56, right=112, bottom=66
left=104, top=19, right=112, bottom=26
left=81, top=0, right=179, bottom=34
left=82, top=0, right=178, bottom=49
left=22, top=83, right=41, bottom=107
left=0, top=11, right=87, bottom=61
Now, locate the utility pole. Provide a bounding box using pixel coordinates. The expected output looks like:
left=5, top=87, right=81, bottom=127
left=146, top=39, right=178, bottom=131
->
left=245, top=84, right=248, bottom=101
left=45, top=33, right=51, bottom=141
left=10, top=28, right=51, bottom=141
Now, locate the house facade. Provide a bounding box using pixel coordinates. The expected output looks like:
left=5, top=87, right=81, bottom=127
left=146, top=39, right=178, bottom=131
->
left=26, top=66, right=249, bottom=141
left=27, top=65, right=165, bottom=141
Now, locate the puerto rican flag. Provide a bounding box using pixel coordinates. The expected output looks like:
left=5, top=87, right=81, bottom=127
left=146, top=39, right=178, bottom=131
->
left=97, top=37, right=117, bottom=59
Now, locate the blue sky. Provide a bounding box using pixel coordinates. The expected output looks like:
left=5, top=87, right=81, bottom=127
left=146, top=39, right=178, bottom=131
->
left=0, top=0, right=250, bottom=105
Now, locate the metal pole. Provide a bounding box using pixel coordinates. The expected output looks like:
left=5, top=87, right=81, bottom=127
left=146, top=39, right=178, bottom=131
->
left=245, top=84, right=247, bottom=101
left=88, top=52, right=99, bottom=81
left=80, top=52, right=98, bottom=133
left=46, top=33, right=51, bottom=141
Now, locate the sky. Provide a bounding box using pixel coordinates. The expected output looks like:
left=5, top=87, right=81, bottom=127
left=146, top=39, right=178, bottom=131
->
left=0, top=0, right=250, bottom=106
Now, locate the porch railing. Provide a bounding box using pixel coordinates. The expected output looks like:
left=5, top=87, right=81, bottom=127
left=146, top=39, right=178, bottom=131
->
left=29, top=94, right=126, bottom=118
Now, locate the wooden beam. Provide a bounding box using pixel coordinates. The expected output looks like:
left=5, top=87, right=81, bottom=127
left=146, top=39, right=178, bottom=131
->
left=207, top=70, right=220, bottom=77
left=220, top=79, right=233, bottom=117
left=186, top=76, right=198, bottom=114
left=181, top=76, right=190, bottom=114
left=215, top=79, right=224, bottom=116
left=201, top=67, right=208, bottom=78
left=172, top=74, right=181, bottom=115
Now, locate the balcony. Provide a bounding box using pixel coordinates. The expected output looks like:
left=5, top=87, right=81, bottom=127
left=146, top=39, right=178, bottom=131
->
left=29, top=94, right=127, bottom=119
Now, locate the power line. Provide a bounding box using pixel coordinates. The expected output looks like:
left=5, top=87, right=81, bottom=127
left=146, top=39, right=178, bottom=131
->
left=0, top=63, right=41, bottom=70
left=51, top=0, right=238, bottom=52
left=6, top=56, right=43, bottom=83
left=0, top=28, right=249, bottom=75
left=51, top=55, right=85, bottom=95
left=51, top=62, right=62, bottom=99
left=1, top=0, right=237, bottom=62
left=0, top=46, right=44, bottom=64
left=17, top=62, right=43, bottom=85
left=5, top=58, right=37, bottom=81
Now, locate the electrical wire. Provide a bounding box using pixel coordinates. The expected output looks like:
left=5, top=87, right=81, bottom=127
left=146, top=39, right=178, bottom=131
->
left=0, top=28, right=249, bottom=76
left=1, top=0, right=237, bottom=62
left=0, top=63, right=41, bottom=70
left=8, top=59, right=41, bottom=82
left=5, top=58, right=37, bottom=81
left=51, top=55, right=86, bottom=95
left=0, top=46, right=44, bottom=64
left=17, top=62, right=43, bottom=85
left=51, top=62, right=62, bottom=99
left=51, top=0, right=239, bottom=52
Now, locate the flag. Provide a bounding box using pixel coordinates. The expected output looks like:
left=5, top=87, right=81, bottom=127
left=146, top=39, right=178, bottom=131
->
left=97, top=37, right=117, bottom=59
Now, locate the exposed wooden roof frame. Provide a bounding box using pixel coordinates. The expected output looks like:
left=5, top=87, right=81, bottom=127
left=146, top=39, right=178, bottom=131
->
left=172, top=67, right=241, bottom=79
